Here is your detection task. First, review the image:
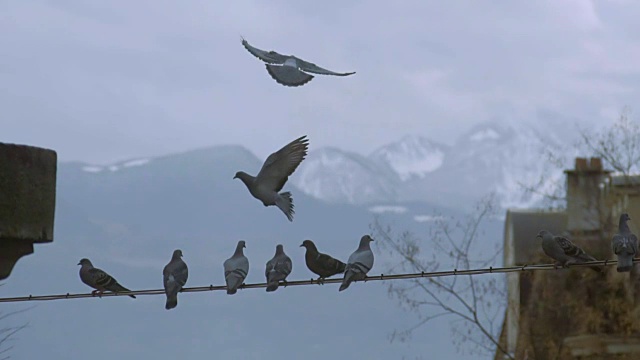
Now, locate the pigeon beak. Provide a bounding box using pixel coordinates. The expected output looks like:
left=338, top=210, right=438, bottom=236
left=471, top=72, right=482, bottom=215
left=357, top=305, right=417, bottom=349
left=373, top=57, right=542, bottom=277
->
left=233, top=175, right=237, bottom=179
left=299, top=243, right=304, bottom=247
left=77, top=262, right=81, bottom=265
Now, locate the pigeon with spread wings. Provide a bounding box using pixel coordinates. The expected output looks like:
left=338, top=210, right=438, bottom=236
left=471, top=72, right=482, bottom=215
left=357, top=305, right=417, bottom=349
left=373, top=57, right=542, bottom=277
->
left=234, top=135, right=309, bottom=221
left=241, top=37, right=355, bottom=87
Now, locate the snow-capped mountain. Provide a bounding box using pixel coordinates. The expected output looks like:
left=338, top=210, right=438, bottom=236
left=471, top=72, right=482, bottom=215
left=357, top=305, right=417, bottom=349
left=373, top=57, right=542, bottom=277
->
left=424, top=121, right=566, bottom=209
left=369, top=135, right=449, bottom=181
left=289, top=147, right=400, bottom=204
left=70, top=119, right=575, bottom=211
left=291, top=119, right=573, bottom=210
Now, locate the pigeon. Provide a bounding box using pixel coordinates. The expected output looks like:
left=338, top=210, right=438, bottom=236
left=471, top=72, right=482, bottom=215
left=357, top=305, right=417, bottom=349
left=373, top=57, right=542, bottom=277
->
left=223, top=240, right=249, bottom=295
left=234, top=135, right=309, bottom=222
left=612, top=213, right=638, bottom=272
left=77, top=258, right=136, bottom=298
left=339, top=235, right=375, bottom=292
left=163, top=249, right=189, bottom=310
left=535, top=230, right=603, bottom=273
left=241, top=37, right=356, bottom=87
left=300, top=239, right=346, bottom=284
left=265, top=244, right=293, bottom=292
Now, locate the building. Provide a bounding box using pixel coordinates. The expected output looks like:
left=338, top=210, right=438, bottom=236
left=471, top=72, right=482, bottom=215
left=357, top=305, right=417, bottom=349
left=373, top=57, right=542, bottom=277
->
left=0, top=143, right=57, bottom=280
left=497, top=157, right=640, bottom=359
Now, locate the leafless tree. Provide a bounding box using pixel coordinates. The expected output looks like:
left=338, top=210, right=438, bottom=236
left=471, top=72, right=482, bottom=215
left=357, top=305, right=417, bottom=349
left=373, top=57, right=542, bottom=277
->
left=519, top=107, right=640, bottom=208
left=371, top=194, right=512, bottom=359
left=0, top=284, right=30, bottom=360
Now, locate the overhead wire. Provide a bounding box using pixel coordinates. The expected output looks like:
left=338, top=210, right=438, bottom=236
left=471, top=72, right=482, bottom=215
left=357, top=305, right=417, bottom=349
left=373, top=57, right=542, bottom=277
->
left=0, top=259, right=633, bottom=303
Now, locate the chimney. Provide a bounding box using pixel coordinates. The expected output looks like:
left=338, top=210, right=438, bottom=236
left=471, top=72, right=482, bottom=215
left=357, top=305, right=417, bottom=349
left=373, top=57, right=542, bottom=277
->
left=575, top=157, right=588, bottom=171
left=589, top=157, right=603, bottom=171
left=564, top=157, right=610, bottom=233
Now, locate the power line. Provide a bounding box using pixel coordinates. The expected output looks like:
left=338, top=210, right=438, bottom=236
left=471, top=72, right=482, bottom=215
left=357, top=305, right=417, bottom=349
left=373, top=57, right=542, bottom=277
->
left=0, top=259, right=632, bottom=303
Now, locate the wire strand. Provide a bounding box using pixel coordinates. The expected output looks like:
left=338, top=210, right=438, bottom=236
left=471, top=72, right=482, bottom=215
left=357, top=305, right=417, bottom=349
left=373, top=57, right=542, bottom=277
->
left=0, top=259, right=633, bottom=303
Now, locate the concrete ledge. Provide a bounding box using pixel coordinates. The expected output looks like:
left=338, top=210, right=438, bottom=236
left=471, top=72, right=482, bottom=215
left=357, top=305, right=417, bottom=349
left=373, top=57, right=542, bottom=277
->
left=564, top=334, right=640, bottom=357
left=0, top=143, right=57, bottom=280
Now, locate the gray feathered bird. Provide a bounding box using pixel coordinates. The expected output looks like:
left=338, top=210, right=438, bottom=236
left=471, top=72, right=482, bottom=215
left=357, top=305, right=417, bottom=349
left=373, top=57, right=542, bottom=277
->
left=163, top=249, right=189, bottom=310
left=300, top=239, right=346, bottom=284
left=224, top=241, right=250, bottom=295
left=78, top=258, right=136, bottom=298
left=241, top=37, right=355, bottom=87
left=265, top=244, right=293, bottom=292
left=234, top=135, right=309, bottom=222
left=612, top=213, right=638, bottom=272
left=536, top=230, right=602, bottom=273
left=339, top=235, right=374, bottom=292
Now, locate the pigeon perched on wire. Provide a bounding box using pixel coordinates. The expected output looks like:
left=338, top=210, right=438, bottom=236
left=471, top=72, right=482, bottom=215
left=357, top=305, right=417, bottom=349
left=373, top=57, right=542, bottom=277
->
left=265, top=244, right=293, bottom=292
left=223, top=241, right=249, bottom=295
left=536, top=230, right=603, bottom=273
left=241, top=37, right=356, bottom=87
left=339, top=235, right=375, bottom=292
left=612, top=213, right=638, bottom=272
left=300, top=239, right=346, bottom=284
left=77, top=258, right=136, bottom=298
left=163, top=249, right=189, bottom=310
left=234, top=135, right=309, bottom=222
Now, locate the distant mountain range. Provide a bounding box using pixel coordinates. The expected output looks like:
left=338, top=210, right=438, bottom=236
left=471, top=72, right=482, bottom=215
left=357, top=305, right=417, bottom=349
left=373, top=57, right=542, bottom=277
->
left=72, top=119, right=575, bottom=212
left=6, top=138, right=504, bottom=360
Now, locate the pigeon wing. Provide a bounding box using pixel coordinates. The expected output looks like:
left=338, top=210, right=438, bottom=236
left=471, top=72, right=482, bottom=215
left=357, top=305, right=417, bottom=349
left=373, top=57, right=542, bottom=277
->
left=631, top=233, right=639, bottom=254
left=255, top=136, right=309, bottom=192
left=556, top=236, right=597, bottom=262
left=296, top=58, right=356, bottom=76
left=241, top=38, right=289, bottom=64
left=316, top=253, right=346, bottom=274
left=163, top=259, right=188, bottom=291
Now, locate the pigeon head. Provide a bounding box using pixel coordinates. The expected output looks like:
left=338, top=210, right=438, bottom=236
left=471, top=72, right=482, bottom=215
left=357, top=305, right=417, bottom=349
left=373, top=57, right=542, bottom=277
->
left=77, top=258, right=92, bottom=266
left=535, top=230, right=549, bottom=239
left=300, top=239, right=317, bottom=249
left=275, top=244, right=284, bottom=254
left=233, top=240, right=247, bottom=256
left=621, top=213, right=631, bottom=222
left=361, top=235, right=374, bottom=243
left=358, top=235, right=374, bottom=249
left=172, top=249, right=183, bottom=259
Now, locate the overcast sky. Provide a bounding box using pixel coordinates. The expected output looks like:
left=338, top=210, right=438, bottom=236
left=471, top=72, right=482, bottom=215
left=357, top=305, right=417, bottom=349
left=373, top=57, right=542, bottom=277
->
left=2, top=0, right=639, bottom=164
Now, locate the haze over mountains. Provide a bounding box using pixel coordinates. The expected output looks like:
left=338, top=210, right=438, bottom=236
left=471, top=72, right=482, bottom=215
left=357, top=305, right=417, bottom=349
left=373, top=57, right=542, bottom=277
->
left=4, top=134, right=504, bottom=359
left=3, top=118, right=579, bottom=359
left=74, top=119, right=576, bottom=213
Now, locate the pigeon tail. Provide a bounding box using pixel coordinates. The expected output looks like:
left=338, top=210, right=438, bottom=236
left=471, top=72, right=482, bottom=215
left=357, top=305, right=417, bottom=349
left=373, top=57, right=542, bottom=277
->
left=338, top=278, right=352, bottom=292
left=165, top=295, right=178, bottom=310
left=276, top=192, right=294, bottom=221
left=265, top=64, right=314, bottom=87
left=617, top=255, right=634, bottom=272
left=113, top=284, right=136, bottom=299
left=266, top=281, right=279, bottom=292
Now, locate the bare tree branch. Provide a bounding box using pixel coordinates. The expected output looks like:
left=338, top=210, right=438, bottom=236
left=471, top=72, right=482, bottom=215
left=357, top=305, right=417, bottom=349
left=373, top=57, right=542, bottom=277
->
left=0, top=284, right=30, bottom=359
left=372, top=194, right=513, bottom=359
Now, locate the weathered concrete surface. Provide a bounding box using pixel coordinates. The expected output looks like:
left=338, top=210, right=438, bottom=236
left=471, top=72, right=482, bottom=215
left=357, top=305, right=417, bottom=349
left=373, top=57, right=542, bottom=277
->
left=0, top=143, right=57, bottom=280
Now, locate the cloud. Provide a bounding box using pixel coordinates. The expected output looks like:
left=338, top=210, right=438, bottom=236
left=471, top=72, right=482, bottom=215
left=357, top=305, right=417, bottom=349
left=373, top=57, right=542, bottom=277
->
left=1, top=1, right=639, bottom=164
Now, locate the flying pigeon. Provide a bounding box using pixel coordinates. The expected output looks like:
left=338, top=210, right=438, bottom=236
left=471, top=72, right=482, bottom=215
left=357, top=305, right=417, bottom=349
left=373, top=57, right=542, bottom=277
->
left=339, top=235, right=375, bottom=292
left=223, top=240, right=250, bottom=295
left=536, top=230, right=603, bottom=273
left=163, top=249, right=189, bottom=310
left=612, top=213, right=638, bottom=272
left=234, top=135, right=309, bottom=222
left=265, top=244, right=293, bottom=292
left=241, top=37, right=356, bottom=87
left=300, top=239, right=346, bottom=284
left=77, top=258, right=136, bottom=298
